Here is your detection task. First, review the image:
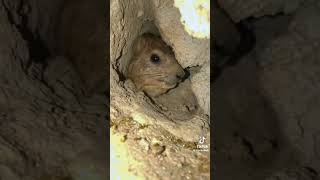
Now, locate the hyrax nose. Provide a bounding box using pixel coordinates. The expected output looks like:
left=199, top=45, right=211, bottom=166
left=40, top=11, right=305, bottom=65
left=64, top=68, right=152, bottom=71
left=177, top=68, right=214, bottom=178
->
left=176, top=68, right=186, bottom=80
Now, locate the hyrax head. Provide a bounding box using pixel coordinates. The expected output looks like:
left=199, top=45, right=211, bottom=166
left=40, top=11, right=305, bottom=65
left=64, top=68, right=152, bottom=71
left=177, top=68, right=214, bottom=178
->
left=128, top=33, right=186, bottom=97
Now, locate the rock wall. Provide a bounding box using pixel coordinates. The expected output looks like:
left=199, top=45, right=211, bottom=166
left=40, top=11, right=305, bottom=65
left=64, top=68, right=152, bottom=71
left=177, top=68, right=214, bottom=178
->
left=110, top=0, right=210, bottom=142
left=217, top=0, right=309, bottom=22
left=110, top=0, right=210, bottom=178
left=0, top=0, right=108, bottom=179
left=257, top=2, right=320, bottom=173
left=214, top=0, right=320, bottom=179
left=1, top=0, right=320, bottom=179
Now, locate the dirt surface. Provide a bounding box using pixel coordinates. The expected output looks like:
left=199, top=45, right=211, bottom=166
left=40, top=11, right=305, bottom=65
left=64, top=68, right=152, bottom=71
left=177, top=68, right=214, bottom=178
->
left=111, top=117, right=210, bottom=179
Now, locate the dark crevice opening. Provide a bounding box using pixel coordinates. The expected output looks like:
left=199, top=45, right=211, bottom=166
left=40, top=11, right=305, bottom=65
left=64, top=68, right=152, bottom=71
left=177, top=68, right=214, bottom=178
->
left=304, top=166, right=319, bottom=179
left=241, top=138, right=259, bottom=160
left=2, top=1, right=50, bottom=67
left=212, top=18, right=256, bottom=82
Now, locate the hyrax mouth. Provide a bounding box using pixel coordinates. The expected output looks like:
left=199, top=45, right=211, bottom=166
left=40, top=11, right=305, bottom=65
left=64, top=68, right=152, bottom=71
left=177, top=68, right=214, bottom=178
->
left=163, top=81, right=180, bottom=94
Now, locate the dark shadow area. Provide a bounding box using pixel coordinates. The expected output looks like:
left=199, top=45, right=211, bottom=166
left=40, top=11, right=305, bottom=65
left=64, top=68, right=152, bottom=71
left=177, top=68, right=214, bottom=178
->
left=212, top=1, right=299, bottom=180
left=0, top=0, right=109, bottom=179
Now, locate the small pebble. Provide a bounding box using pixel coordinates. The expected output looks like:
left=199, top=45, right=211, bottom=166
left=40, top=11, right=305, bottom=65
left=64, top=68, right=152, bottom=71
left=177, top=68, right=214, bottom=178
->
left=139, top=138, right=150, bottom=151
left=120, top=134, right=127, bottom=142
left=151, top=143, right=165, bottom=155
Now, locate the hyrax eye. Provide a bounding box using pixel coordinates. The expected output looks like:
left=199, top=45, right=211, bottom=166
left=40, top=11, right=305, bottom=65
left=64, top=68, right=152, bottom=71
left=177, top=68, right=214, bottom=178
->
left=150, top=54, right=161, bottom=64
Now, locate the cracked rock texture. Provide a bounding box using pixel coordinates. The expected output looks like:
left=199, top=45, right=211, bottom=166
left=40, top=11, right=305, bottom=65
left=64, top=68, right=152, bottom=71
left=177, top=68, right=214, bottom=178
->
left=0, top=0, right=108, bottom=179
left=2, top=0, right=320, bottom=179
left=214, top=0, right=320, bottom=179
left=217, top=0, right=312, bottom=22
left=257, top=2, right=320, bottom=173
left=110, top=0, right=210, bottom=142
left=110, top=0, right=210, bottom=179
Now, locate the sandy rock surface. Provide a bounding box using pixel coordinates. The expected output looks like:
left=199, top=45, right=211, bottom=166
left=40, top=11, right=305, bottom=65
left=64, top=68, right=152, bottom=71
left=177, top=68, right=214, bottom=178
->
left=214, top=1, right=320, bottom=179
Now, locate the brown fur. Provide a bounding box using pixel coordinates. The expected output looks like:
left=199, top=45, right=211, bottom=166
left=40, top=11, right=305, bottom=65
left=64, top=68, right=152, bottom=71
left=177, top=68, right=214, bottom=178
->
left=128, top=34, right=185, bottom=97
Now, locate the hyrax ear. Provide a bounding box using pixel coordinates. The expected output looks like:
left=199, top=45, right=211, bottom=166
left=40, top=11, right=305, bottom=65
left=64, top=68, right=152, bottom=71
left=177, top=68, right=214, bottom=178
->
left=132, top=35, right=149, bottom=55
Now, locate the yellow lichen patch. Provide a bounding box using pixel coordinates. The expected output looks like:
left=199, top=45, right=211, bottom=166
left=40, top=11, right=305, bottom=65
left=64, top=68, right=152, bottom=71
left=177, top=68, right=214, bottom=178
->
left=158, top=128, right=198, bottom=150
left=198, top=155, right=210, bottom=173
left=112, top=117, right=136, bottom=133
left=174, top=0, right=210, bottom=39
left=110, top=127, right=145, bottom=180
left=131, top=112, right=147, bottom=125
left=111, top=116, right=149, bottom=133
